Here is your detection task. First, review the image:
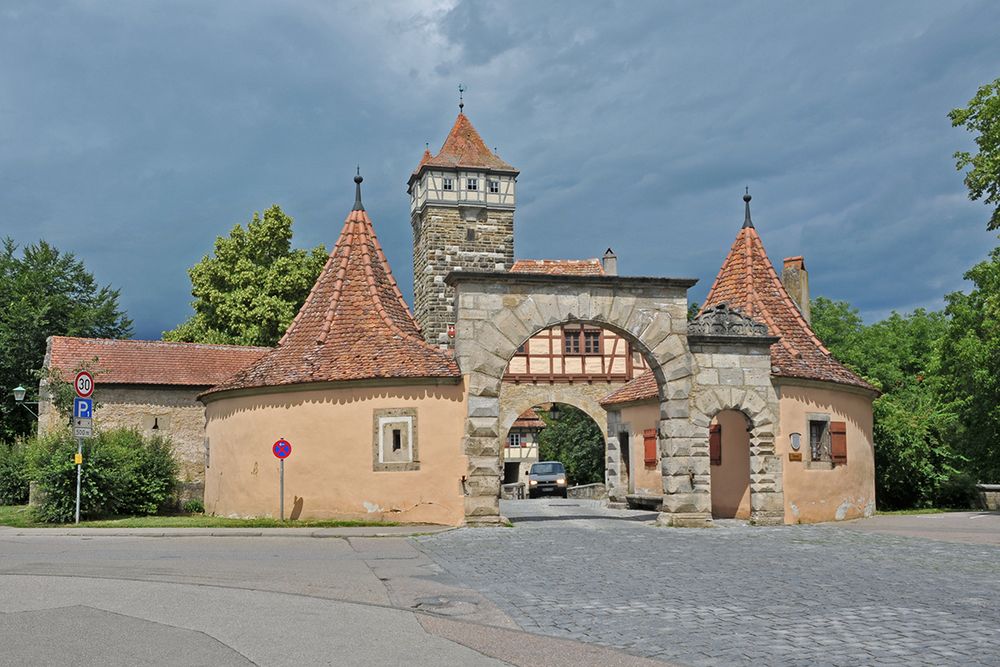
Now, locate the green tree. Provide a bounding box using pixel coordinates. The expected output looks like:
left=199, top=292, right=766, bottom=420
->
left=537, top=404, right=604, bottom=485
left=164, top=205, right=327, bottom=346
left=0, top=238, right=132, bottom=440
left=939, top=246, right=1000, bottom=483
left=950, top=77, right=1000, bottom=230
left=811, top=297, right=964, bottom=508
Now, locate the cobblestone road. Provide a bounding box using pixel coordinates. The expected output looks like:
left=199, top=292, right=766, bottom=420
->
left=417, top=500, right=1000, bottom=666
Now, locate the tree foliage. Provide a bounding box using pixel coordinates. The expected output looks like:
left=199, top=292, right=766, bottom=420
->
left=163, top=205, right=327, bottom=346
left=950, top=78, right=1000, bottom=230
left=0, top=238, right=132, bottom=440
left=537, top=404, right=605, bottom=485
left=938, top=246, right=1000, bottom=483
left=811, top=298, right=964, bottom=509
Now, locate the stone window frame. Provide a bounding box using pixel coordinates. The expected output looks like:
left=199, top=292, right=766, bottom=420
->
left=805, top=412, right=834, bottom=470
left=372, top=408, right=419, bottom=472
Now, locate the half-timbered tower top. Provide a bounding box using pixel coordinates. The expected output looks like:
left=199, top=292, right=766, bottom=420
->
left=407, top=112, right=518, bottom=215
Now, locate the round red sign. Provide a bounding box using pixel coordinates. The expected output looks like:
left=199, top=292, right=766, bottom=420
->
left=272, top=438, right=292, bottom=459
left=74, top=371, right=95, bottom=398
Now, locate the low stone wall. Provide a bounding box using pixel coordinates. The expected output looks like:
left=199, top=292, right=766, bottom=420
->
left=977, top=484, right=1000, bottom=511
left=568, top=483, right=607, bottom=500
left=501, top=482, right=526, bottom=500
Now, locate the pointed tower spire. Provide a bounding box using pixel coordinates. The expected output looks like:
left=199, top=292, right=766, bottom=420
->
left=743, top=187, right=754, bottom=229
left=352, top=167, right=364, bottom=212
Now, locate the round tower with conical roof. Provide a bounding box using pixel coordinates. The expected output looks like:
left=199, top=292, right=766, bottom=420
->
left=408, top=110, right=518, bottom=348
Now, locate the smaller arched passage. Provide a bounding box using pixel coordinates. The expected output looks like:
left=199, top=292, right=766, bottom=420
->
left=501, top=402, right=606, bottom=496
left=710, top=410, right=753, bottom=519
left=689, top=384, right=784, bottom=525
left=448, top=271, right=697, bottom=525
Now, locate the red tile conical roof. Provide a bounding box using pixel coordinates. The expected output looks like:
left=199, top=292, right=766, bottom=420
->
left=412, top=113, right=516, bottom=177
left=701, top=199, right=874, bottom=391
left=204, top=182, right=460, bottom=396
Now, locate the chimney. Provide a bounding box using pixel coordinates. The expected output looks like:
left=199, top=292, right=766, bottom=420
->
left=782, top=256, right=810, bottom=324
left=602, top=248, right=618, bottom=276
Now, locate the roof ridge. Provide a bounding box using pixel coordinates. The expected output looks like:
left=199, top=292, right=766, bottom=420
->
left=49, top=335, right=271, bottom=352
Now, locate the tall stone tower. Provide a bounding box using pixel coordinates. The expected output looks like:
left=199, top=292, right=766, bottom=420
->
left=409, top=110, right=518, bottom=347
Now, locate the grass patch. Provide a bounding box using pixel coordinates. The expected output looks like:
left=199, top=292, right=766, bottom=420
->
left=875, top=507, right=966, bottom=515
left=0, top=505, right=399, bottom=529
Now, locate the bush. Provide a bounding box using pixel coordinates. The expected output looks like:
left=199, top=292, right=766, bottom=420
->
left=32, top=428, right=178, bottom=523
left=0, top=440, right=30, bottom=505
left=182, top=499, right=204, bottom=514
left=935, top=472, right=980, bottom=509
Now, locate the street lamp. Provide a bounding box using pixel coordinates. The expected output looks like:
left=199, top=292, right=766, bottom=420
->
left=549, top=403, right=561, bottom=421
left=12, top=385, right=38, bottom=418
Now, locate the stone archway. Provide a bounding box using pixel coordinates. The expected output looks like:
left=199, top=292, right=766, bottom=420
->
left=447, top=271, right=698, bottom=525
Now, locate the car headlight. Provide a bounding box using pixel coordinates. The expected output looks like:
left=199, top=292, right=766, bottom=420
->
left=556, top=478, right=566, bottom=485
left=529, top=480, right=538, bottom=486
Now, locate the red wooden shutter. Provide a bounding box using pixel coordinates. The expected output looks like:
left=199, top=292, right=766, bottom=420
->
left=643, top=429, right=657, bottom=466
left=709, top=423, right=722, bottom=465
left=831, top=421, right=847, bottom=464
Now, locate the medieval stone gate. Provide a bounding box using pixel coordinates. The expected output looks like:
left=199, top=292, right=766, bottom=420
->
left=448, top=272, right=786, bottom=527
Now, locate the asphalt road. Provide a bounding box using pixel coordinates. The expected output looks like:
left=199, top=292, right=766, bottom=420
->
left=0, top=524, right=670, bottom=667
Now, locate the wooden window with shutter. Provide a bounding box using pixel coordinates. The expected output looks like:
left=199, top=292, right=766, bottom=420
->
left=709, top=423, right=722, bottom=465
left=831, top=421, right=848, bottom=464
left=643, top=428, right=657, bottom=466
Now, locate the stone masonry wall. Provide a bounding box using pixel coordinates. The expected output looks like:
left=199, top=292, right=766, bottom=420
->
left=413, top=205, right=514, bottom=348
left=685, top=341, right=783, bottom=525
left=39, top=384, right=208, bottom=487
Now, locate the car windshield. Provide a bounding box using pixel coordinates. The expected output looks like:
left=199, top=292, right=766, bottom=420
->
left=530, top=463, right=564, bottom=475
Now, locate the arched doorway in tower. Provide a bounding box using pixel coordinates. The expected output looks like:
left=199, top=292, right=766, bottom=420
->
left=709, top=410, right=752, bottom=519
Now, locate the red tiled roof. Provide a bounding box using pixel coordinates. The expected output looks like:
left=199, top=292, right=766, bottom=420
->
left=512, top=407, right=546, bottom=429
left=601, top=372, right=657, bottom=406
left=602, top=207, right=875, bottom=406
left=412, top=113, right=516, bottom=176
left=701, top=221, right=874, bottom=391
left=510, top=259, right=605, bottom=276
left=46, top=336, right=268, bottom=386
left=205, top=192, right=461, bottom=396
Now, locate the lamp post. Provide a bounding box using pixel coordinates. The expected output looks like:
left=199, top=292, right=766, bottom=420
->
left=549, top=403, right=561, bottom=421
left=12, top=385, right=39, bottom=418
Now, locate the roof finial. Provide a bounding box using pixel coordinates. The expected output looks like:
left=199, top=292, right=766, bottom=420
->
left=353, top=166, right=365, bottom=212
left=458, top=83, right=465, bottom=113
left=742, top=186, right=754, bottom=229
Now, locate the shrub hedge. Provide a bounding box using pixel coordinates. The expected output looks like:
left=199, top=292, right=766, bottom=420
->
left=29, top=428, right=178, bottom=522
left=0, top=440, right=30, bottom=505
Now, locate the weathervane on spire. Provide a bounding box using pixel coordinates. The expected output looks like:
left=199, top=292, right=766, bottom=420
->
left=353, top=165, right=364, bottom=212
left=458, top=83, right=465, bottom=113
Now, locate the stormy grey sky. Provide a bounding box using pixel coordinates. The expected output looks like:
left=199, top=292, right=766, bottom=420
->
left=2, top=0, right=998, bottom=339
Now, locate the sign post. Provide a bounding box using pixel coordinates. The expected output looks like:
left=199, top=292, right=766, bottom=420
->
left=272, top=438, right=291, bottom=520
left=73, top=371, right=94, bottom=524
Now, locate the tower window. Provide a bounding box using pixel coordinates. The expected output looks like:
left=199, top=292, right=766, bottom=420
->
left=564, top=331, right=581, bottom=354
left=467, top=178, right=478, bottom=191
left=489, top=180, right=500, bottom=194
left=583, top=330, right=601, bottom=354
left=443, top=177, right=453, bottom=191
left=392, top=429, right=402, bottom=452
left=466, top=227, right=476, bottom=241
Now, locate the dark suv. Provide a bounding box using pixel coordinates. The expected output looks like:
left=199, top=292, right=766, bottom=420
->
left=527, top=461, right=568, bottom=498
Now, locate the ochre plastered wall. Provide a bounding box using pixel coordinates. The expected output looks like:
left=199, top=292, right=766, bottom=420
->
left=202, top=381, right=468, bottom=526
left=613, top=402, right=662, bottom=495
left=776, top=379, right=876, bottom=523
left=39, top=384, right=209, bottom=484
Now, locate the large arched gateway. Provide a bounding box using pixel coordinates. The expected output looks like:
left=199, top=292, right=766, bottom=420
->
left=447, top=270, right=711, bottom=526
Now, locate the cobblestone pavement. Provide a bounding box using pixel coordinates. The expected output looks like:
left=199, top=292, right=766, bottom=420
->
left=416, top=500, right=1000, bottom=666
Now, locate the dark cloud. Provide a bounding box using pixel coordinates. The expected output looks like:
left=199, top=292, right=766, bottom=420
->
left=1, top=0, right=997, bottom=339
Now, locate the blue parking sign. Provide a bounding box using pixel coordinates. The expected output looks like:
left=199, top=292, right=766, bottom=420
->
left=73, top=397, right=93, bottom=419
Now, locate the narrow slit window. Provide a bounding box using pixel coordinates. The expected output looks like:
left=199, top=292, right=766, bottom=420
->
left=392, top=429, right=402, bottom=452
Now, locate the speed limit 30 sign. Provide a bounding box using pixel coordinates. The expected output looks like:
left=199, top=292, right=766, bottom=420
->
left=74, top=371, right=94, bottom=398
